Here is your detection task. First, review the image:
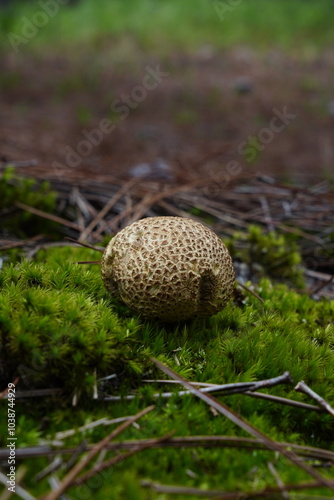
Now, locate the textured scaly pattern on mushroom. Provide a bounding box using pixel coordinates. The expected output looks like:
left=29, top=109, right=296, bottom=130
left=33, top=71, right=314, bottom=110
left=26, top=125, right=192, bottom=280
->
left=101, top=216, right=235, bottom=321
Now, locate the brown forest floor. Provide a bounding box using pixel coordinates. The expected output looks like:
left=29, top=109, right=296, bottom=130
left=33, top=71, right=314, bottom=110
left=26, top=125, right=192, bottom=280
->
left=1, top=45, right=334, bottom=186
left=1, top=45, right=334, bottom=283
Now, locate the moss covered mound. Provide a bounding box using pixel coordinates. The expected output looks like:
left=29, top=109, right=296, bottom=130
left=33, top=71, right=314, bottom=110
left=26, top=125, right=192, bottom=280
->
left=0, top=247, right=143, bottom=397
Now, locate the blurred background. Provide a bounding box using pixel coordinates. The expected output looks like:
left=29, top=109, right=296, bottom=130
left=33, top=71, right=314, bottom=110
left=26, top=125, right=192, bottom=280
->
left=1, top=5, right=334, bottom=499
left=0, top=0, right=334, bottom=185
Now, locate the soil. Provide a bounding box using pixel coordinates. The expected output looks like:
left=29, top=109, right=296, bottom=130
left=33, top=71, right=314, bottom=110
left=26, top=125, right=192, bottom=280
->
left=1, top=45, right=334, bottom=186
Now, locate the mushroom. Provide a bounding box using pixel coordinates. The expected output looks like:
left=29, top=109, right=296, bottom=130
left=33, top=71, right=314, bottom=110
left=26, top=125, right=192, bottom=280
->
left=101, top=216, right=235, bottom=321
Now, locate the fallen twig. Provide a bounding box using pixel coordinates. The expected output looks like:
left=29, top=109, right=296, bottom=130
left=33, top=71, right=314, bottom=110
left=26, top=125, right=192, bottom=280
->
left=72, top=432, right=174, bottom=486
left=309, top=276, right=334, bottom=296
left=141, top=378, right=323, bottom=412
left=141, top=478, right=334, bottom=498
left=103, top=179, right=208, bottom=234
left=34, top=457, right=63, bottom=482
left=15, top=202, right=83, bottom=232
left=267, top=461, right=290, bottom=500
left=64, top=237, right=104, bottom=252
left=0, top=236, right=43, bottom=251
left=304, top=269, right=334, bottom=281
left=260, top=195, right=275, bottom=232
left=39, top=405, right=154, bottom=500
left=236, top=281, right=265, bottom=304
left=243, top=390, right=323, bottom=412
left=0, top=471, right=37, bottom=500
left=2, top=388, right=62, bottom=399
left=295, top=381, right=334, bottom=417
left=79, top=176, right=140, bottom=242
left=2, top=435, right=334, bottom=462
left=54, top=415, right=136, bottom=440
left=74, top=260, right=101, bottom=264
left=104, top=372, right=292, bottom=400
left=63, top=440, right=88, bottom=473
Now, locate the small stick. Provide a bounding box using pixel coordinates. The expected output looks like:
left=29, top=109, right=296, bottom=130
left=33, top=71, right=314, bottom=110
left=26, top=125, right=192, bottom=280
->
left=2, top=436, right=334, bottom=462
left=268, top=461, right=290, bottom=500
left=127, top=192, right=154, bottom=224
left=310, top=276, right=334, bottom=296
left=142, top=379, right=213, bottom=386
left=15, top=202, right=83, bottom=232
left=142, top=377, right=295, bottom=391
left=34, top=457, right=63, bottom=482
left=236, top=281, right=264, bottom=304
left=103, top=372, right=292, bottom=401
left=305, top=269, right=333, bottom=281
left=102, top=179, right=207, bottom=235
left=0, top=465, right=31, bottom=500
left=39, top=405, right=154, bottom=500
left=141, top=478, right=334, bottom=499
left=141, top=480, right=223, bottom=497
left=54, top=415, right=135, bottom=440
left=0, top=471, right=37, bottom=500
left=295, top=381, right=334, bottom=417
left=2, top=388, right=61, bottom=399
left=248, top=371, right=293, bottom=391
left=244, top=391, right=323, bottom=413
left=79, top=176, right=140, bottom=242
left=74, top=261, right=101, bottom=265
left=0, top=235, right=42, bottom=251
left=260, top=195, right=275, bottom=232
left=254, top=216, right=323, bottom=243
left=158, top=199, right=192, bottom=218
left=0, top=239, right=35, bottom=251
left=141, top=379, right=323, bottom=412
left=72, top=432, right=174, bottom=486
left=189, top=201, right=250, bottom=229
left=64, top=237, right=104, bottom=253
left=63, top=440, right=88, bottom=472
left=98, top=391, right=325, bottom=413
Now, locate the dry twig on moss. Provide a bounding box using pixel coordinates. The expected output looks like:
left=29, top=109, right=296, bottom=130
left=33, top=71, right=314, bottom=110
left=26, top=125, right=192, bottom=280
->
left=72, top=432, right=174, bottom=486
left=295, top=381, right=334, bottom=417
left=141, top=478, right=334, bottom=498
left=2, top=435, right=334, bottom=463
left=151, top=358, right=334, bottom=492
left=15, top=201, right=83, bottom=232
left=40, top=405, right=154, bottom=500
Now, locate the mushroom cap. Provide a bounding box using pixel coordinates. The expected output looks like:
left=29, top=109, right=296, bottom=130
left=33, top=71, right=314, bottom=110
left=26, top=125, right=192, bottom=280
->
left=101, top=216, right=235, bottom=321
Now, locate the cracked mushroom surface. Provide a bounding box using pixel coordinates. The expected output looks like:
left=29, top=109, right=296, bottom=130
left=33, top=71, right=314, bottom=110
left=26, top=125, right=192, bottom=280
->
left=101, top=216, right=235, bottom=321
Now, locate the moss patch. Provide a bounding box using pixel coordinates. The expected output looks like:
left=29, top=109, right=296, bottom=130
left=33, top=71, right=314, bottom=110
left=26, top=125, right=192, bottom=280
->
left=0, top=247, right=144, bottom=398
left=0, top=244, right=334, bottom=498
left=226, top=224, right=305, bottom=288
left=0, top=167, right=57, bottom=238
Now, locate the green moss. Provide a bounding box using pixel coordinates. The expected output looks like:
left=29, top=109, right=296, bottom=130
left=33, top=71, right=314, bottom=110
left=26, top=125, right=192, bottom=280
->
left=0, top=248, right=144, bottom=398
left=0, top=245, right=334, bottom=498
left=226, top=224, right=305, bottom=288
left=0, top=167, right=57, bottom=238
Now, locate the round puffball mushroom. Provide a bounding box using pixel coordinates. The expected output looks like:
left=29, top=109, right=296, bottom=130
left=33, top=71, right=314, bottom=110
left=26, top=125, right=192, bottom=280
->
left=101, top=216, right=235, bottom=321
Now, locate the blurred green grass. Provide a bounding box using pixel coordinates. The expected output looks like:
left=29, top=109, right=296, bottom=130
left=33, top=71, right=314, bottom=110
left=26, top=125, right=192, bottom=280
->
left=0, top=0, right=333, bottom=55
